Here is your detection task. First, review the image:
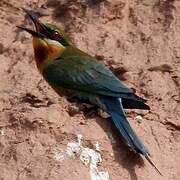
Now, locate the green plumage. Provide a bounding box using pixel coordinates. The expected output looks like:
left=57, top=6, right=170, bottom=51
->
left=43, top=48, right=131, bottom=95
left=43, top=46, right=149, bottom=108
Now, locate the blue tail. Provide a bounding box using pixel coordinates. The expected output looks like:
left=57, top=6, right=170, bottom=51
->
left=100, top=96, right=149, bottom=155
left=100, top=96, right=162, bottom=175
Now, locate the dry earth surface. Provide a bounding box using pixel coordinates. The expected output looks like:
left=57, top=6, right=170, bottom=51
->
left=0, top=0, right=180, bottom=180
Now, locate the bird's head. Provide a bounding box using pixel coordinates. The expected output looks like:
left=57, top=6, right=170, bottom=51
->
left=17, top=9, right=72, bottom=71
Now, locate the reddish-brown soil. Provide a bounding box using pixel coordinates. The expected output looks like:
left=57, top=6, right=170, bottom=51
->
left=0, top=0, right=179, bottom=180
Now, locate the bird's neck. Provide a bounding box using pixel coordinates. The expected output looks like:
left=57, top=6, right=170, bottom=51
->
left=32, top=38, right=65, bottom=73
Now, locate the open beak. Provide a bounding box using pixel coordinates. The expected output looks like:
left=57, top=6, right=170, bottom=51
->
left=17, top=8, right=50, bottom=38
left=17, top=26, right=45, bottom=38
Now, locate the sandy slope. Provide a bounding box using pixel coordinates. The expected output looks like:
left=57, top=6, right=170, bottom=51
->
left=0, top=0, right=179, bottom=179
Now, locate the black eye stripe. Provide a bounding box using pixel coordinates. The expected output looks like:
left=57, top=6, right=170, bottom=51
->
left=45, top=26, right=62, bottom=40
left=51, top=31, right=63, bottom=41
left=45, top=26, right=69, bottom=46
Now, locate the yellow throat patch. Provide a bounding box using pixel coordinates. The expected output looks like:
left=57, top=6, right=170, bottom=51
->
left=32, top=37, right=65, bottom=73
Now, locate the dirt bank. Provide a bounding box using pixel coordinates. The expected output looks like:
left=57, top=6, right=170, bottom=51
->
left=0, top=0, right=179, bottom=179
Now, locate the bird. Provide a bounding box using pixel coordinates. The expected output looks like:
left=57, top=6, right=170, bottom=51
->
left=17, top=8, right=162, bottom=175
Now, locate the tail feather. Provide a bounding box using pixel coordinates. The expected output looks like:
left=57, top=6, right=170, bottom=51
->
left=101, top=96, right=149, bottom=155
left=121, top=98, right=150, bottom=110
left=145, top=155, right=162, bottom=176
left=100, top=96, right=162, bottom=175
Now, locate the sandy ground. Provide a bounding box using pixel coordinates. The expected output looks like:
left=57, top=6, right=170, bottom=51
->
left=0, top=0, right=180, bottom=180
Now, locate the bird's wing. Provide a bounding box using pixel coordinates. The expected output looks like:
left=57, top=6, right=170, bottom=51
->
left=43, top=55, right=141, bottom=100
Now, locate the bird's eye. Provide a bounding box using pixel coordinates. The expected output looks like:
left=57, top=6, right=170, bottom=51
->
left=51, top=31, right=62, bottom=41
left=54, top=31, right=59, bottom=36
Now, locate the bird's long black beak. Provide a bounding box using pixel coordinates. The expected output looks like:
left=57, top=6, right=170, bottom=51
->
left=17, top=8, right=50, bottom=38
left=17, top=26, right=44, bottom=38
